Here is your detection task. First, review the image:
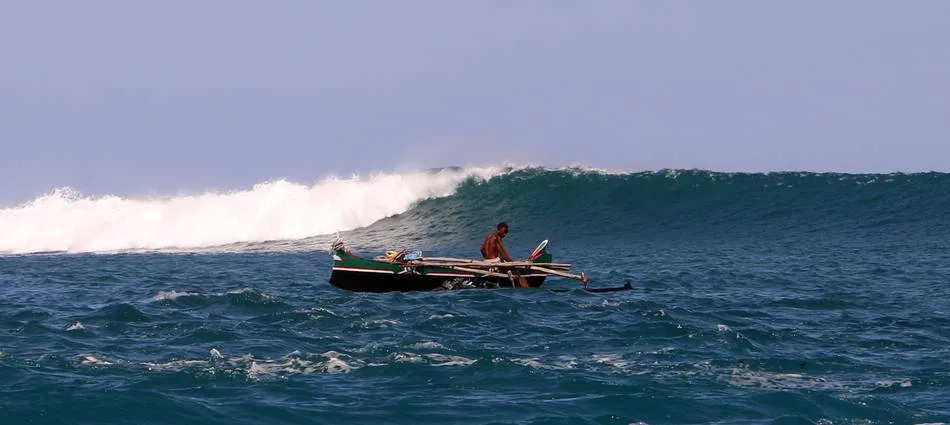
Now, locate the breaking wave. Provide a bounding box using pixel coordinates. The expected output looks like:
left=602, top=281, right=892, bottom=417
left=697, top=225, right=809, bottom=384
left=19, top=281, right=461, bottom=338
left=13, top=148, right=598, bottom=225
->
left=3, top=166, right=948, bottom=254
left=0, top=166, right=511, bottom=254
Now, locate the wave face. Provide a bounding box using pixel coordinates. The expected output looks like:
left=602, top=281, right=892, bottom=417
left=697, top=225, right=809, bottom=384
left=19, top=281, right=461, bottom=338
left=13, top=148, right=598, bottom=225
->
left=0, top=166, right=510, bottom=254
left=3, top=167, right=948, bottom=254
left=358, top=168, right=950, bottom=251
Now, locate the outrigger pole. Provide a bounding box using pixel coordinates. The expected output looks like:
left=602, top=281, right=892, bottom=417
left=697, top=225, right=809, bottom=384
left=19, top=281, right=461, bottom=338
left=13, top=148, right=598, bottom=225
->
left=412, top=260, right=589, bottom=287
left=411, top=258, right=572, bottom=270
left=528, top=265, right=589, bottom=286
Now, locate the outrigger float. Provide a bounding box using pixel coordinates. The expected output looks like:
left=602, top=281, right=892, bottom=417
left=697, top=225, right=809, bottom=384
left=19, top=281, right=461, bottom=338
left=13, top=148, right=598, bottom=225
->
left=328, top=236, right=623, bottom=293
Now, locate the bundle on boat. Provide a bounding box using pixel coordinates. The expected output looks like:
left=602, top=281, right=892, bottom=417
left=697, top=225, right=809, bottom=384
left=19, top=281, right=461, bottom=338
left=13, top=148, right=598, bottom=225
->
left=327, top=236, right=588, bottom=293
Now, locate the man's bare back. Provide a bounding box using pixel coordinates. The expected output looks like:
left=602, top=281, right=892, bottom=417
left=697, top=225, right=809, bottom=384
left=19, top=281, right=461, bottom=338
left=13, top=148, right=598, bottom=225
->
left=480, top=222, right=513, bottom=262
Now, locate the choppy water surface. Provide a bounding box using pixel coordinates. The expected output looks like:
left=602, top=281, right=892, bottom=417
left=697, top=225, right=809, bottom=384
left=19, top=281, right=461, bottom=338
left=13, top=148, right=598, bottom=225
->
left=2, top=169, right=949, bottom=424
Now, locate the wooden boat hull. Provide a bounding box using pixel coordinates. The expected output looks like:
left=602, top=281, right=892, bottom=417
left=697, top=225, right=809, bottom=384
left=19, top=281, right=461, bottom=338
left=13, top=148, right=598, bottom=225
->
left=329, top=267, right=547, bottom=292
left=328, top=245, right=553, bottom=292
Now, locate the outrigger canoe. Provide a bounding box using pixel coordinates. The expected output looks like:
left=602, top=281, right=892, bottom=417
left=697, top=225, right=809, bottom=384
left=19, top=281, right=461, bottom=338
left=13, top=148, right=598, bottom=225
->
left=328, top=236, right=589, bottom=292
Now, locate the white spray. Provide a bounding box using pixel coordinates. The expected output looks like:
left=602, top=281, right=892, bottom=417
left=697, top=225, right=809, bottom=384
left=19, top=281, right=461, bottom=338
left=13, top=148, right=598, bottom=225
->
left=0, top=166, right=511, bottom=254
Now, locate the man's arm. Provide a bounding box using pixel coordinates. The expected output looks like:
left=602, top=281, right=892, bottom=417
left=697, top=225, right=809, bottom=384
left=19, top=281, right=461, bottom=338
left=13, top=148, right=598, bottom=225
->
left=497, top=239, right=514, bottom=262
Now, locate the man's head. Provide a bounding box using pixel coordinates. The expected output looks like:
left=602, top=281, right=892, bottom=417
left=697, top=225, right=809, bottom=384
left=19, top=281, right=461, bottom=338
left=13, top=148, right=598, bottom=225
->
left=496, top=222, right=509, bottom=238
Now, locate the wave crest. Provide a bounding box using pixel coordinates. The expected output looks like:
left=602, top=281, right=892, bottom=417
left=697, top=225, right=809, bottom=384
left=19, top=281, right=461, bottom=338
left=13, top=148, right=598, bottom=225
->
left=0, top=166, right=511, bottom=254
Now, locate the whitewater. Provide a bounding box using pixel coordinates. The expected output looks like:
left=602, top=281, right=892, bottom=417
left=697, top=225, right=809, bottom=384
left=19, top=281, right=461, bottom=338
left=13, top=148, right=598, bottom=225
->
left=0, top=166, right=513, bottom=254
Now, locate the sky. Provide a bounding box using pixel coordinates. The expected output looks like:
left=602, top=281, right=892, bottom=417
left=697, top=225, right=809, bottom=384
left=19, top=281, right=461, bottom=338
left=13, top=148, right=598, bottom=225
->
left=2, top=1, right=948, bottom=204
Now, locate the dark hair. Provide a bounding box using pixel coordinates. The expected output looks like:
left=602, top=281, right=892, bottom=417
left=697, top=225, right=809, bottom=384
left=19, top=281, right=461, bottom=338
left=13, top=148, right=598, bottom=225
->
left=497, top=222, right=508, bottom=231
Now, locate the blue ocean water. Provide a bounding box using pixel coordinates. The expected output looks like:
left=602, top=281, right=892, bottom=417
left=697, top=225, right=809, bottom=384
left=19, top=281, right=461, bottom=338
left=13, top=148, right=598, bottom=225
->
left=2, top=169, right=949, bottom=424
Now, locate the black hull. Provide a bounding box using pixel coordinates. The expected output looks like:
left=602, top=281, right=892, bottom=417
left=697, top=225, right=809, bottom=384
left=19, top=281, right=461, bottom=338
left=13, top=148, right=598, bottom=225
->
left=329, top=269, right=547, bottom=293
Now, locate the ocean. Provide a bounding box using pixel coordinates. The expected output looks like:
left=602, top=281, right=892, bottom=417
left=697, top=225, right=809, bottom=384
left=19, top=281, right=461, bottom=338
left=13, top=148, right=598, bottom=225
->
left=1, top=167, right=948, bottom=424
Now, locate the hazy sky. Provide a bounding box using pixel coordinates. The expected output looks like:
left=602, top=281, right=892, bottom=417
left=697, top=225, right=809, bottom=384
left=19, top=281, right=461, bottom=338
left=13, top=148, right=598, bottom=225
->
left=2, top=1, right=948, bottom=203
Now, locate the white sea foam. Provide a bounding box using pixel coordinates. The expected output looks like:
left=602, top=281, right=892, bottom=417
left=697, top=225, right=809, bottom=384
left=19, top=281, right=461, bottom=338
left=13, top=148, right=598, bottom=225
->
left=393, top=352, right=475, bottom=367
left=322, top=357, right=353, bottom=374
left=153, top=290, right=200, bottom=301
left=80, top=354, right=113, bottom=365
left=408, top=341, right=445, bottom=350
left=209, top=347, right=224, bottom=361
left=152, top=288, right=275, bottom=303
left=318, top=351, right=357, bottom=374
left=246, top=361, right=269, bottom=380
left=425, top=353, right=476, bottom=367
left=591, top=354, right=630, bottom=370
left=226, top=287, right=276, bottom=300
left=143, top=358, right=209, bottom=371
left=510, top=356, right=581, bottom=371
left=66, top=321, right=86, bottom=331
left=0, top=166, right=512, bottom=254
left=553, top=356, right=580, bottom=369
left=876, top=379, right=912, bottom=388
left=511, top=357, right=568, bottom=370
left=363, top=319, right=400, bottom=328
left=725, top=369, right=843, bottom=390
left=121, top=348, right=362, bottom=378
left=393, top=352, right=426, bottom=364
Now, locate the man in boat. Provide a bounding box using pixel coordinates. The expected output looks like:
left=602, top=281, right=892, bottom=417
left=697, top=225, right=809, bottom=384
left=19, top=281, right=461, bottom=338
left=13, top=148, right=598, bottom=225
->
left=480, top=222, right=514, bottom=262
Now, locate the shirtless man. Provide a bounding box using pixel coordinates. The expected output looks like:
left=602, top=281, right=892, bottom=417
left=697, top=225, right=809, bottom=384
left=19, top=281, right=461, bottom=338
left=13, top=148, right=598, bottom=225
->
left=480, top=222, right=514, bottom=262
